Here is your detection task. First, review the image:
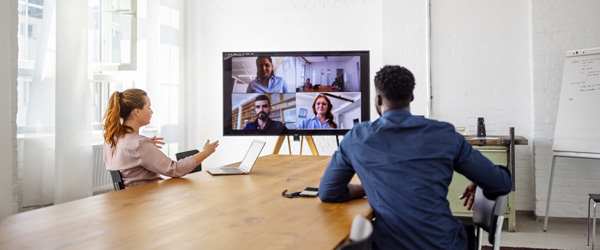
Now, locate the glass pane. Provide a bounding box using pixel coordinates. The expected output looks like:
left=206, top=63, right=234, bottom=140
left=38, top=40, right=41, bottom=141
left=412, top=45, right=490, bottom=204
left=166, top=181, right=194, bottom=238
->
left=108, top=13, right=132, bottom=64
left=26, top=23, right=40, bottom=60
left=17, top=0, right=55, bottom=133
left=88, top=0, right=101, bottom=64
left=29, top=0, right=44, bottom=5
left=27, top=6, right=43, bottom=19
left=18, top=3, right=26, bottom=16
left=104, top=0, right=131, bottom=11
left=16, top=79, right=31, bottom=129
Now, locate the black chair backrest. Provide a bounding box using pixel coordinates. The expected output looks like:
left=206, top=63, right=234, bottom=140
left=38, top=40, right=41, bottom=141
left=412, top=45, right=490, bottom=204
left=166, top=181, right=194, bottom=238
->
left=109, top=170, right=125, bottom=191
left=176, top=149, right=202, bottom=173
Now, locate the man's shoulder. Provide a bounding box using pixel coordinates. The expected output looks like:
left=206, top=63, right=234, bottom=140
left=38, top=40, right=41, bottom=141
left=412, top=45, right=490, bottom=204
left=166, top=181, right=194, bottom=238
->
left=408, top=115, right=456, bottom=130
left=244, top=122, right=258, bottom=130
left=345, top=121, right=371, bottom=139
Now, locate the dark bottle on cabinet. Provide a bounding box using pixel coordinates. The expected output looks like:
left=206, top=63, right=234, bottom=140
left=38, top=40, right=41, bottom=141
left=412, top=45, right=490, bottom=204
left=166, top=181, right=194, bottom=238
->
left=477, top=117, right=486, bottom=137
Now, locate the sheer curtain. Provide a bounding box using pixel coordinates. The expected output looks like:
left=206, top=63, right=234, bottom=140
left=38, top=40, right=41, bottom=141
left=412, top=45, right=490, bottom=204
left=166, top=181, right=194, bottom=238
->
left=54, top=0, right=94, bottom=203
left=17, top=0, right=59, bottom=208
left=16, top=0, right=185, bottom=210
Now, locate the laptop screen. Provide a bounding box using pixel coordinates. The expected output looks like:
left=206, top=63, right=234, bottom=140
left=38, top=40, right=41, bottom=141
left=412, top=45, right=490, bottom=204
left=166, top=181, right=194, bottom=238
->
left=239, top=140, right=266, bottom=172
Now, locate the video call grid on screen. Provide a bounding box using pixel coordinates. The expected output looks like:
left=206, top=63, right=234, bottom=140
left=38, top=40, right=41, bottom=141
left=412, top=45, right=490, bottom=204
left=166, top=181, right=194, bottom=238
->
left=223, top=51, right=370, bottom=136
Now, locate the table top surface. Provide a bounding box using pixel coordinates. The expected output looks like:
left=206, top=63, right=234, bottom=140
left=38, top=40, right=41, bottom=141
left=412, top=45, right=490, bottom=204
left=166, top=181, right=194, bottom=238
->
left=0, top=155, right=371, bottom=250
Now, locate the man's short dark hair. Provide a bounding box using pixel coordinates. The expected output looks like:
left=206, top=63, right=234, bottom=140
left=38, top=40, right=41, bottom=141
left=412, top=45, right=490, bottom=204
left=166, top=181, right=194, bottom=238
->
left=255, top=94, right=271, bottom=105
left=374, top=65, right=415, bottom=107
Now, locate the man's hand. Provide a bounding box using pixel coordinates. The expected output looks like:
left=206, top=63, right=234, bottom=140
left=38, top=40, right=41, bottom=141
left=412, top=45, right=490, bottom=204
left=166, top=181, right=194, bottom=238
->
left=460, top=183, right=476, bottom=210
left=150, top=136, right=165, bottom=149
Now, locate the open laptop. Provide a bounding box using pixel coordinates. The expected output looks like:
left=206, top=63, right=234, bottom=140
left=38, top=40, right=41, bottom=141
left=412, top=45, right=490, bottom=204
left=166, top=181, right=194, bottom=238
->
left=207, top=140, right=266, bottom=176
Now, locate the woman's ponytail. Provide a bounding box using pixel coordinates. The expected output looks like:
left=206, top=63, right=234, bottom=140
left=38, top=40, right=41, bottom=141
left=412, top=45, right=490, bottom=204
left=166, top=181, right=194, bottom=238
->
left=104, top=91, right=124, bottom=148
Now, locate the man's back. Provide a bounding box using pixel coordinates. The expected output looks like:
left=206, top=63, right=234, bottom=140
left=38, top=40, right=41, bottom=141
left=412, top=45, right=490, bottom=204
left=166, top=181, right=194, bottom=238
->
left=319, top=109, right=512, bottom=249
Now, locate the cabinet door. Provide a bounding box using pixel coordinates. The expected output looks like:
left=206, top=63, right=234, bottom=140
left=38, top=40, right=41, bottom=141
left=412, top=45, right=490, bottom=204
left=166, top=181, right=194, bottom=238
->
left=448, top=146, right=508, bottom=216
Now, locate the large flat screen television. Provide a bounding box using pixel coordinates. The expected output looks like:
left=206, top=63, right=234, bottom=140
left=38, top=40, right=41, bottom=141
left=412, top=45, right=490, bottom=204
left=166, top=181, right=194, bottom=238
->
left=223, top=51, right=370, bottom=136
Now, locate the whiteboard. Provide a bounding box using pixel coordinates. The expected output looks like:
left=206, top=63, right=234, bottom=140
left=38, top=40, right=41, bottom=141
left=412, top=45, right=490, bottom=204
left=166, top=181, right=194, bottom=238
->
left=553, top=47, right=600, bottom=154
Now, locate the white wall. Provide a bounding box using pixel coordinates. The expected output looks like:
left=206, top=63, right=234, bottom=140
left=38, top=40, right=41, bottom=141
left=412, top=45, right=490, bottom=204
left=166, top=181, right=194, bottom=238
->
left=0, top=0, right=18, bottom=218
left=382, top=0, right=429, bottom=116
left=430, top=0, right=600, bottom=217
left=184, top=0, right=429, bottom=164
left=430, top=0, right=534, bottom=211
left=532, top=0, right=600, bottom=217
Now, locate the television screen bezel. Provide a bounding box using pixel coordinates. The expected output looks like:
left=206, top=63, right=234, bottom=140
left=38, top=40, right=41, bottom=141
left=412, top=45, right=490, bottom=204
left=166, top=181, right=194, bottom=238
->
left=223, top=50, right=370, bottom=136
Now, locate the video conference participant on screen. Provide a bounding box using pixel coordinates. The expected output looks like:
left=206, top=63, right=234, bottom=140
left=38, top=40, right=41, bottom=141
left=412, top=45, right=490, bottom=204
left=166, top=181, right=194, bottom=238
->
left=243, top=94, right=287, bottom=132
left=247, top=56, right=289, bottom=93
left=332, top=74, right=344, bottom=91
left=303, top=78, right=313, bottom=89
left=297, top=94, right=338, bottom=129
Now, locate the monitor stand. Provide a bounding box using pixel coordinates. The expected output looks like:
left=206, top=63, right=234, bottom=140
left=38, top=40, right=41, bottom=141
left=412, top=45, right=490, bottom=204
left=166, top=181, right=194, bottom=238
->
left=273, top=135, right=319, bottom=156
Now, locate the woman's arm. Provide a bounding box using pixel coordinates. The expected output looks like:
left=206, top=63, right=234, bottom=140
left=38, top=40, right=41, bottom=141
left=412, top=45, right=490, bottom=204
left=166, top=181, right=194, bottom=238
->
left=192, top=140, right=219, bottom=164
left=139, top=139, right=219, bottom=178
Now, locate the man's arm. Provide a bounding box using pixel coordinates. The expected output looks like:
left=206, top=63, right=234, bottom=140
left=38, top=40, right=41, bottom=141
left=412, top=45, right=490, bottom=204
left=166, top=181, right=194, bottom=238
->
left=319, top=140, right=363, bottom=202
left=454, top=134, right=512, bottom=199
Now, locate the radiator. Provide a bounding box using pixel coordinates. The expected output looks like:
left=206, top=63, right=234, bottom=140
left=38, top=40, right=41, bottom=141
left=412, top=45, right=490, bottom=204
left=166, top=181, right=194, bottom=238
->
left=92, top=144, right=113, bottom=194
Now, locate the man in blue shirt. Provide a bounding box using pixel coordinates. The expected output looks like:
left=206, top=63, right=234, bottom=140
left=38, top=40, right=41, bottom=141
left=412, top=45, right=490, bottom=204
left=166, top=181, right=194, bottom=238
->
left=247, top=56, right=289, bottom=93
left=319, top=65, right=512, bottom=249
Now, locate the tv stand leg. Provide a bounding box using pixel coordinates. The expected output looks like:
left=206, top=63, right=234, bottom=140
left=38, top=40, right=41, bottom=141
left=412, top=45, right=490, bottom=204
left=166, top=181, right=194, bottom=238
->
left=273, top=135, right=286, bottom=155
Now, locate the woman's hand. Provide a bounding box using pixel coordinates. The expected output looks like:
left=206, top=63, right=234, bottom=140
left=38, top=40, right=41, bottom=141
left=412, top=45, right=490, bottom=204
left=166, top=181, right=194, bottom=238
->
left=202, top=140, right=219, bottom=155
left=460, top=183, right=477, bottom=210
left=150, top=136, right=165, bottom=149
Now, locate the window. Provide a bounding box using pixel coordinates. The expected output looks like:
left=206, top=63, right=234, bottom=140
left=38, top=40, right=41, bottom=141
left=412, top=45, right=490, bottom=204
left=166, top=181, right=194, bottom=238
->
left=16, top=0, right=52, bottom=133
left=88, top=0, right=138, bottom=132
left=89, top=0, right=137, bottom=72
left=88, top=0, right=185, bottom=157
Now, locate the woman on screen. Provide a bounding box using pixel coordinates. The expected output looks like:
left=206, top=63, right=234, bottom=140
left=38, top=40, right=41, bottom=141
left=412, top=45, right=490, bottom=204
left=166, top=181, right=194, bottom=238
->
left=103, top=89, right=219, bottom=187
left=297, top=94, right=338, bottom=129
left=247, top=56, right=289, bottom=93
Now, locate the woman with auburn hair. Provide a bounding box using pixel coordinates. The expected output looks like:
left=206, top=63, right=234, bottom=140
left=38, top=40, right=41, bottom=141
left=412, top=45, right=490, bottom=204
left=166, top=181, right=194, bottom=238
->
left=297, top=94, right=338, bottom=129
left=103, top=88, right=219, bottom=187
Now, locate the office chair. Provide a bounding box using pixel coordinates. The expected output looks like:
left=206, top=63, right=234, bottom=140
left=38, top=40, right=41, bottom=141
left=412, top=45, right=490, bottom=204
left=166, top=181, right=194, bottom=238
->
left=336, top=215, right=373, bottom=250
left=472, top=187, right=508, bottom=250
left=109, top=170, right=125, bottom=191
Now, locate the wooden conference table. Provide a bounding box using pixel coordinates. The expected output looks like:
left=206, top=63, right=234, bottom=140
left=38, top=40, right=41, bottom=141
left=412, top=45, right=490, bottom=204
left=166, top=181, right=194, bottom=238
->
left=0, top=155, right=371, bottom=250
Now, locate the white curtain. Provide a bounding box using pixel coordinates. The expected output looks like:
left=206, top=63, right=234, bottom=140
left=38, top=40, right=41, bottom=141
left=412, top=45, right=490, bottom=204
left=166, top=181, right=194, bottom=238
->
left=54, top=0, right=94, bottom=203
left=16, top=0, right=185, bottom=209
left=17, top=0, right=58, bottom=208
left=16, top=0, right=94, bottom=207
